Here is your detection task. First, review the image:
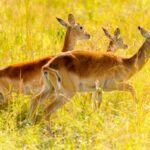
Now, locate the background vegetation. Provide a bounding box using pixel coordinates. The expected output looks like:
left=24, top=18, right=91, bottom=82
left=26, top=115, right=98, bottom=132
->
left=0, top=0, right=150, bottom=149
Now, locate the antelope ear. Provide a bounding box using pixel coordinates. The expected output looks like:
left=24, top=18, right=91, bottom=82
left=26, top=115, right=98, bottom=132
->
left=56, top=17, right=68, bottom=28
left=68, top=14, right=75, bottom=26
left=138, top=26, right=150, bottom=39
left=114, top=28, right=120, bottom=38
left=102, top=27, right=113, bottom=40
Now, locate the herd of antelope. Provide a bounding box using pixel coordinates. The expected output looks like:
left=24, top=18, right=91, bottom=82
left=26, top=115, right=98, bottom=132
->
left=0, top=14, right=150, bottom=132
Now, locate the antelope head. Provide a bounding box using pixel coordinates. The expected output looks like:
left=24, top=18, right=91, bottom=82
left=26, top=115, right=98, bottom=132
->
left=102, top=27, right=128, bottom=52
left=138, top=26, right=150, bottom=40
left=56, top=14, right=90, bottom=41
left=138, top=26, right=150, bottom=58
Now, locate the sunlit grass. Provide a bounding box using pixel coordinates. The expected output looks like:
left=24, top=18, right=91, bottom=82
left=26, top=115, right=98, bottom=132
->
left=0, top=0, right=150, bottom=149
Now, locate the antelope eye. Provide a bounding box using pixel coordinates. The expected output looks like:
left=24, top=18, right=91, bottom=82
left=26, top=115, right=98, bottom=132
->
left=80, top=26, right=83, bottom=30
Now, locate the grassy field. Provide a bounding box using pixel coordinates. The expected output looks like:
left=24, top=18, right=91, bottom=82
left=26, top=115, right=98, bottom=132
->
left=0, top=0, right=150, bottom=149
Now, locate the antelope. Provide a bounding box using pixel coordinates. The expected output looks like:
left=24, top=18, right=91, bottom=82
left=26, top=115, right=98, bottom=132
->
left=91, top=27, right=128, bottom=109
left=102, top=27, right=128, bottom=52
left=29, top=26, right=150, bottom=130
left=29, top=27, right=128, bottom=118
left=0, top=14, right=90, bottom=105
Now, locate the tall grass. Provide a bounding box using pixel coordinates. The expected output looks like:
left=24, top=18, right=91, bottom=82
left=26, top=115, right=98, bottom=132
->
left=0, top=0, right=150, bottom=149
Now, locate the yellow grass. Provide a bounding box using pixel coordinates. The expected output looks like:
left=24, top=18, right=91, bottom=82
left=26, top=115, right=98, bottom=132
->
left=0, top=0, right=150, bottom=149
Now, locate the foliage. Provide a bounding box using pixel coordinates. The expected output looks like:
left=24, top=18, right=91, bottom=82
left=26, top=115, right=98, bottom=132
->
left=0, top=0, right=150, bottom=149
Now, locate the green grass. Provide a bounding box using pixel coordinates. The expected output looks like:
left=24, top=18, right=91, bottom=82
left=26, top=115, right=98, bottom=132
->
left=0, top=0, right=150, bottom=149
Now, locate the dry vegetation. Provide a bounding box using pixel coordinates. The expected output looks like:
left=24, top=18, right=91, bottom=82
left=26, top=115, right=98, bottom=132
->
left=0, top=0, right=150, bottom=149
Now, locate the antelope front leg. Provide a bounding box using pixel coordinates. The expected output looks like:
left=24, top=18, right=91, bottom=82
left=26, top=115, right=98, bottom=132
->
left=92, top=80, right=103, bottom=110
left=92, top=89, right=103, bottom=110
left=109, top=82, right=137, bottom=102
left=118, top=82, right=137, bottom=102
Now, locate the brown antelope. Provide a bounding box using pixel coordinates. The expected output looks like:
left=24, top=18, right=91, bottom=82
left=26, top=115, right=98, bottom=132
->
left=29, top=27, right=128, bottom=118
left=91, top=27, right=128, bottom=109
left=30, top=26, right=150, bottom=130
left=0, top=14, right=90, bottom=105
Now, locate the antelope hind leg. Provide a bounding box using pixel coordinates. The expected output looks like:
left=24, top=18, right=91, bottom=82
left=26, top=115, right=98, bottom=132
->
left=44, top=92, right=74, bottom=134
left=29, top=88, right=54, bottom=123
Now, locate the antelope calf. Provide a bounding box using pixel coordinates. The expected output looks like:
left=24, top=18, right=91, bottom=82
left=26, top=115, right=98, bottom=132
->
left=30, top=27, right=150, bottom=130
left=0, top=14, right=90, bottom=105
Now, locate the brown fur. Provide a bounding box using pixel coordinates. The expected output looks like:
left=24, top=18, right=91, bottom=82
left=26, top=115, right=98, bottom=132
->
left=102, top=27, right=128, bottom=52
left=0, top=56, right=52, bottom=81
left=45, top=51, right=124, bottom=77
left=30, top=27, right=150, bottom=129
left=0, top=14, right=90, bottom=104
